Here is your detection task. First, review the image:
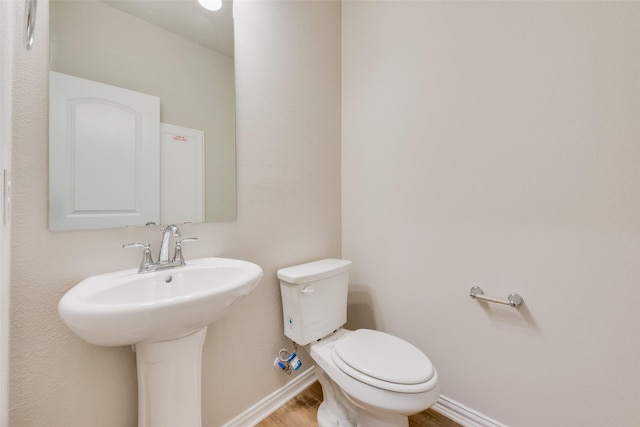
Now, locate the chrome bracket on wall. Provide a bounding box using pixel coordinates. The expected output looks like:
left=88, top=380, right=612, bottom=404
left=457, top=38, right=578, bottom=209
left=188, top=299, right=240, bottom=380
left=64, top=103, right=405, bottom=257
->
left=24, top=0, right=37, bottom=50
left=470, top=286, right=524, bottom=308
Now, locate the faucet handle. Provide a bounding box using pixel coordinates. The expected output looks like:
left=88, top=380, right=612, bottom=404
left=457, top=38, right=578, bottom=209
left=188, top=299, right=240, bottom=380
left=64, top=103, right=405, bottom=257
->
left=123, top=242, right=154, bottom=272
left=173, top=238, right=198, bottom=264
left=123, top=242, right=150, bottom=249
left=177, top=237, right=198, bottom=245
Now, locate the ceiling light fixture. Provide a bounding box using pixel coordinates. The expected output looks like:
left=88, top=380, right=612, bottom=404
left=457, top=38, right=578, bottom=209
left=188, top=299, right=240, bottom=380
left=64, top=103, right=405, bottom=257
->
left=198, top=0, right=222, bottom=11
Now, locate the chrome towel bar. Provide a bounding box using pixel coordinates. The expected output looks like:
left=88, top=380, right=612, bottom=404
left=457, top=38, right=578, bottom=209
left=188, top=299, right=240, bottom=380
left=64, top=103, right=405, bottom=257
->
left=470, top=286, right=524, bottom=308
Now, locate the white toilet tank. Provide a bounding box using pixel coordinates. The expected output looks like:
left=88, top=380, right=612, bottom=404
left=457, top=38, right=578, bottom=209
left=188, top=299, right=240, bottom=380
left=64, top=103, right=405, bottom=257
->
left=277, top=259, right=352, bottom=345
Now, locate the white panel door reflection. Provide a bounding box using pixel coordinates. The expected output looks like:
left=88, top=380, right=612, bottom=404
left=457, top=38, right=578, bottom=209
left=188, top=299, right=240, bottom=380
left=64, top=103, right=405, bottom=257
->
left=49, top=71, right=160, bottom=230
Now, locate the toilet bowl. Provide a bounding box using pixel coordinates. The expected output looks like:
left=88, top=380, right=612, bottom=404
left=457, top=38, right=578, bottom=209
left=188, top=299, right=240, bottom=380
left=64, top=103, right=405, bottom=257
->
left=277, top=259, right=441, bottom=427
left=309, top=328, right=440, bottom=427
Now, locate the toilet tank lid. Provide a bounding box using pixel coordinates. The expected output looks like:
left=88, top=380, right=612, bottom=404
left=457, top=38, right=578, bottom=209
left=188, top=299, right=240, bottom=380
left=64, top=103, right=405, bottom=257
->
left=277, top=259, right=352, bottom=284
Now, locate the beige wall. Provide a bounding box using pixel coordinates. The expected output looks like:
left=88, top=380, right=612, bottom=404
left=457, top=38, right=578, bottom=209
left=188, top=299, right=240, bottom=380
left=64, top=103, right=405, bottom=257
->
left=10, top=1, right=341, bottom=425
left=50, top=0, right=236, bottom=221
left=343, top=2, right=640, bottom=426
left=0, top=1, right=14, bottom=424
left=14, top=1, right=640, bottom=426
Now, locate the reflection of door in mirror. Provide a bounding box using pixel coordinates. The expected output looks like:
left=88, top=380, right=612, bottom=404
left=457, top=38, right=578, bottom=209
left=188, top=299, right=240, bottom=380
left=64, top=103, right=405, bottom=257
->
left=161, top=124, right=205, bottom=225
left=49, top=0, right=236, bottom=230
left=49, top=72, right=161, bottom=231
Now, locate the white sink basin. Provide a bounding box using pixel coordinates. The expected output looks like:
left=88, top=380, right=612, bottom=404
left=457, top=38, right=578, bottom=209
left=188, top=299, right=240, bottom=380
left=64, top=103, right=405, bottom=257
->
left=58, top=257, right=263, bottom=346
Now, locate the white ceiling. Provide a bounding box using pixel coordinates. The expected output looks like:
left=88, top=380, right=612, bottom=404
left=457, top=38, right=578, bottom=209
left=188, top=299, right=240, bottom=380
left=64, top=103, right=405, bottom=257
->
left=102, top=0, right=234, bottom=58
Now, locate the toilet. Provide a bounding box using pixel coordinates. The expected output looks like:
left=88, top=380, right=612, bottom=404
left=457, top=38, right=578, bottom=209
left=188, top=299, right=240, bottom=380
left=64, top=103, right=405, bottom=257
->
left=277, top=259, right=440, bottom=427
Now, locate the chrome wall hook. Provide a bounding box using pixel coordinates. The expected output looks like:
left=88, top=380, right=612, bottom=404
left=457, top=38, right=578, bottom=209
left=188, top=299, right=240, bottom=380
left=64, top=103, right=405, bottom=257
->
left=470, top=286, right=524, bottom=308
left=24, top=0, right=37, bottom=50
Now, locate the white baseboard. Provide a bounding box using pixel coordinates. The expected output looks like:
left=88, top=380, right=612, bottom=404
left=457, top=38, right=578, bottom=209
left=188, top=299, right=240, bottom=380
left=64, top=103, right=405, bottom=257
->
left=432, top=395, right=508, bottom=427
left=222, top=367, right=318, bottom=427
left=223, top=368, right=507, bottom=427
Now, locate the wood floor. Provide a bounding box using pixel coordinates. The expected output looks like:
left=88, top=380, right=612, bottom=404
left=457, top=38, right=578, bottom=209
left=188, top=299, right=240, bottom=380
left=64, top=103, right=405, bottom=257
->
left=257, top=381, right=462, bottom=427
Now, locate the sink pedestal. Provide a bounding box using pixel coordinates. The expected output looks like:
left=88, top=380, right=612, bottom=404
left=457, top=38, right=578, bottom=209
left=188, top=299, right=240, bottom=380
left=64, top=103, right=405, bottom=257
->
left=135, top=327, right=208, bottom=427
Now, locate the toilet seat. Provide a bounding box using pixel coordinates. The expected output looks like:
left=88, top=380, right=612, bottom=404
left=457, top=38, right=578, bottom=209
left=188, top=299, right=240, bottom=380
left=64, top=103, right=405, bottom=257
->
left=331, top=329, right=435, bottom=393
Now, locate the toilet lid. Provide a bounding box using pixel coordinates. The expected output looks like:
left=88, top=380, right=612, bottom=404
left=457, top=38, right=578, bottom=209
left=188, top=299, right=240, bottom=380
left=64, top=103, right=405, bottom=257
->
left=334, top=329, right=434, bottom=386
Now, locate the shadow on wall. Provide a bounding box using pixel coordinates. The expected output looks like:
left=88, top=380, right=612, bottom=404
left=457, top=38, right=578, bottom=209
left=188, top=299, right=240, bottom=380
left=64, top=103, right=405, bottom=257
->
left=474, top=298, right=541, bottom=336
left=345, top=285, right=378, bottom=331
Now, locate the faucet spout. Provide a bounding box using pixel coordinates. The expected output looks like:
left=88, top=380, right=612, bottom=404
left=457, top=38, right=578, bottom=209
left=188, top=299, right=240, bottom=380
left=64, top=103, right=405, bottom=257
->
left=159, top=225, right=181, bottom=264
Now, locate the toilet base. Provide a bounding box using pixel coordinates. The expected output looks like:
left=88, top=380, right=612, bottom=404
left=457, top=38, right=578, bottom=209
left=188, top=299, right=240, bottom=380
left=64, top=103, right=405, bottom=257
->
left=315, top=366, right=413, bottom=427
left=316, top=368, right=356, bottom=427
left=356, top=411, right=408, bottom=427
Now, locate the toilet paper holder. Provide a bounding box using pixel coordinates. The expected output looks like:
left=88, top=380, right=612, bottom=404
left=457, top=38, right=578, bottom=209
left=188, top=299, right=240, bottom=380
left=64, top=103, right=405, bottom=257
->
left=470, top=286, right=524, bottom=308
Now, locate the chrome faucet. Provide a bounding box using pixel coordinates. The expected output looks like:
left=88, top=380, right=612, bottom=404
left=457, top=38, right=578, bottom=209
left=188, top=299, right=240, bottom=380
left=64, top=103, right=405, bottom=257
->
left=123, top=225, right=197, bottom=273
left=158, top=224, right=180, bottom=264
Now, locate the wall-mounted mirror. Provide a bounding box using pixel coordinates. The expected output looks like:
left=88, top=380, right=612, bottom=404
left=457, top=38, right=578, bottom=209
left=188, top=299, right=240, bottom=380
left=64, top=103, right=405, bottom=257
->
left=49, top=0, right=236, bottom=231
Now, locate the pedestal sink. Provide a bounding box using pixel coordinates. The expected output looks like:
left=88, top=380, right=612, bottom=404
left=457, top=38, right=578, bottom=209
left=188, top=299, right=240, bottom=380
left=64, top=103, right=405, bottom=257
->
left=58, top=257, right=263, bottom=427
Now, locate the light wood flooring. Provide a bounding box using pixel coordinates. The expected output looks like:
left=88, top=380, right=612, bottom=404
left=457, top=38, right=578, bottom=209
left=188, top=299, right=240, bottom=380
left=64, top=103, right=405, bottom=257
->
left=257, top=381, right=462, bottom=427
